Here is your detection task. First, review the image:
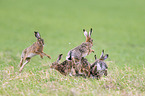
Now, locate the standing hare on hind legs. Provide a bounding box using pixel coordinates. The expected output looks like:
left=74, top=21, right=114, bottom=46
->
left=66, top=28, right=94, bottom=74
left=19, top=32, right=51, bottom=73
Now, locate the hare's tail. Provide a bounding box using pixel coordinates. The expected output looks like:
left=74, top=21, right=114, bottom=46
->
left=67, top=51, right=72, bottom=60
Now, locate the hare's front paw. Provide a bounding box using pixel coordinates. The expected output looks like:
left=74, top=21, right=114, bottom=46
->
left=40, top=55, right=43, bottom=59
left=47, top=55, right=51, bottom=59
left=92, top=49, right=95, bottom=53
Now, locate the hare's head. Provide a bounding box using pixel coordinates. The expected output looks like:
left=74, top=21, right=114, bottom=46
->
left=92, top=50, right=109, bottom=77
left=98, top=50, right=109, bottom=61
left=34, top=32, right=44, bottom=45
left=94, top=50, right=109, bottom=70
left=83, top=28, right=93, bottom=45
left=50, top=54, right=63, bottom=68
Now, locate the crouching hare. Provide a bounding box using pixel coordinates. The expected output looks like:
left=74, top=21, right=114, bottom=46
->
left=74, top=57, right=91, bottom=77
left=50, top=54, right=76, bottom=76
left=19, top=32, right=51, bottom=73
left=51, top=53, right=91, bottom=77
left=90, top=50, right=109, bottom=79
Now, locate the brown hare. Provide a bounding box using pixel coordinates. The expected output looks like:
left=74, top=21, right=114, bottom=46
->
left=50, top=53, right=76, bottom=76
left=90, top=50, right=109, bottom=79
left=74, top=57, right=91, bottom=77
left=51, top=52, right=91, bottom=77
left=51, top=50, right=109, bottom=79
left=19, top=32, right=51, bottom=73
left=66, top=28, right=94, bottom=74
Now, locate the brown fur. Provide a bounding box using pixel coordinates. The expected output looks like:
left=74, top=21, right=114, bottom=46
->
left=51, top=54, right=91, bottom=77
left=51, top=50, right=109, bottom=80
left=90, top=50, right=109, bottom=79
left=66, top=28, right=94, bottom=75
left=19, top=32, right=51, bottom=73
left=51, top=60, right=74, bottom=76
left=51, top=54, right=75, bottom=76
left=75, top=57, right=91, bottom=77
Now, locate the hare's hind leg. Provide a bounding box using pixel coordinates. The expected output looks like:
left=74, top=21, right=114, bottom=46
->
left=41, top=52, right=51, bottom=59
left=77, top=59, right=84, bottom=75
left=19, top=58, right=31, bottom=73
left=70, top=65, right=76, bottom=76
left=19, top=57, right=24, bottom=67
left=71, top=57, right=83, bottom=76
left=19, top=50, right=26, bottom=67
left=104, top=69, right=107, bottom=76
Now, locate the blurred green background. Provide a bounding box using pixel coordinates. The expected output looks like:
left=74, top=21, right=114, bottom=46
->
left=1, top=0, right=145, bottom=67
left=0, top=0, right=145, bottom=95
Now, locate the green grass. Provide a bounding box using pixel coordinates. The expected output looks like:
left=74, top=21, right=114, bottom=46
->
left=0, top=0, right=145, bottom=95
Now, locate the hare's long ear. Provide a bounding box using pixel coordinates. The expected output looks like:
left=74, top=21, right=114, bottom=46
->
left=89, top=28, right=92, bottom=37
left=34, top=31, right=41, bottom=38
left=83, top=29, right=88, bottom=38
left=103, top=54, right=109, bottom=60
left=94, top=55, right=97, bottom=60
left=100, top=50, right=104, bottom=58
left=57, top=54, right=63, bottom=63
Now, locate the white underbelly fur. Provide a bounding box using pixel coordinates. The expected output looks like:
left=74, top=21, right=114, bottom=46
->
left=27, top=53, right=37, bottom=57
left=97, top=63, right=101, bottom=71
left=82, top=53, right=88, bottom=57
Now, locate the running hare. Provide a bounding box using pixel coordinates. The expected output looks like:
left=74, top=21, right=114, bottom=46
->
left=90, top=50, right=109, bottom=79
left=66, top=28, right=94, bottom=74
left=19, top=32, right=51, bottom=72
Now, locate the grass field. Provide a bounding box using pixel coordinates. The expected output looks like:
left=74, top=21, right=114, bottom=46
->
left=0, top=0, right=145, bottom=95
